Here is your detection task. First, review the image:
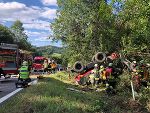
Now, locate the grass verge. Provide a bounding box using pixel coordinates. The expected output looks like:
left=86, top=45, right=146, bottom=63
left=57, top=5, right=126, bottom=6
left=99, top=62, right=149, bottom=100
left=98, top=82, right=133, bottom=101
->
left=0, top=71, right=149, bottom=113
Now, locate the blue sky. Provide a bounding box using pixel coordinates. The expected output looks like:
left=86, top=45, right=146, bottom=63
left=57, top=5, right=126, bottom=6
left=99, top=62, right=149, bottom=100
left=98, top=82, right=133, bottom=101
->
left=0, top=0, right=62, bottom=47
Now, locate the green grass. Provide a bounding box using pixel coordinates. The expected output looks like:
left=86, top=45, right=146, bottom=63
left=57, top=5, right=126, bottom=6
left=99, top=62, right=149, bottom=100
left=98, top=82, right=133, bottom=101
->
left=0, top=71, right=149, bottom=113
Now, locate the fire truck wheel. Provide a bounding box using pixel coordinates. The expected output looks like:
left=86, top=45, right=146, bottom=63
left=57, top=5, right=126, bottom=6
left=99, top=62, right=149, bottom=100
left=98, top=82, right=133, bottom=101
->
left=73, top=61, right=84, bottom=73
left=92, top=55, right=96, bottom=62
left=95, top=52, right=106, bottom=63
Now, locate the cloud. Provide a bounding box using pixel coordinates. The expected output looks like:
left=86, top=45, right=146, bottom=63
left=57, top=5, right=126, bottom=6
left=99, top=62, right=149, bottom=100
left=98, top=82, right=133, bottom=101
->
left=0, top=1, right=59, bottom=47
left=35, top=37, right=51, bottom=41
left=0, top=20, right=6, bottom=25
left=0, top=2, right=56, bottom=23
left=41, top=0, right=57, bottom=6
left=25, top=30, right=52, bottom=43
left=25, top=31, right=42, bottom=37
left=0, top=2, right=25, bottom=10
left=23, top=23, right=50, bottom=31
left=25, top=30, right=51, bottom=37
left=0, top=2, right=39, bottom=22
left=42, top=8, right=57, bottom=19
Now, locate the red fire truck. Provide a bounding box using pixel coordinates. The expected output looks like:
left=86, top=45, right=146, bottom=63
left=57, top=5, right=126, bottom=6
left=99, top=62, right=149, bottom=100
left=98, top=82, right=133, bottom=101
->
left=0, top=43, right=19, bottom=78
left=32, top=56, right=48, bottom=72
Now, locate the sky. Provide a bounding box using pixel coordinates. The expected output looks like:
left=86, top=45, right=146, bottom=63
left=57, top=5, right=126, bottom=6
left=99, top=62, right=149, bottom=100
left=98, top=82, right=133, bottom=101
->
left=0, top=0, right=62, bottom=47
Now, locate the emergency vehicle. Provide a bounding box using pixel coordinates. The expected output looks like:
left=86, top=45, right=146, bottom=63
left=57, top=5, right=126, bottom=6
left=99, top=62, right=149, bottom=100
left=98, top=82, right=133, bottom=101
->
left=32, top=56, right=48, bottom=72
left=0, top=43, right=19, bottom=77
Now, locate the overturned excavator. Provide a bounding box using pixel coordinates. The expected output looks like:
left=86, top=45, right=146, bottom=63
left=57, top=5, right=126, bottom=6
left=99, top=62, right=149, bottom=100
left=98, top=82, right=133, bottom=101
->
left=73, top=52, right=131, bottom=85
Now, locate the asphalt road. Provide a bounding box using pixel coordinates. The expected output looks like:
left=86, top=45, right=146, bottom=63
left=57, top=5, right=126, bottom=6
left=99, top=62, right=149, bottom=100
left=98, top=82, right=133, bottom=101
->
left=0, top=75, right=38, bottom=99
left=0, top=77, right=18, bottom=98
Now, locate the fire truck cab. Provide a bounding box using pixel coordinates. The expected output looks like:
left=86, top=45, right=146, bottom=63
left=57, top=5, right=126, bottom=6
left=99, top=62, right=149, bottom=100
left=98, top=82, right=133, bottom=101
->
left=0, top=43, right=19, bottom=78
left=32, top=56, right=48, bottom=72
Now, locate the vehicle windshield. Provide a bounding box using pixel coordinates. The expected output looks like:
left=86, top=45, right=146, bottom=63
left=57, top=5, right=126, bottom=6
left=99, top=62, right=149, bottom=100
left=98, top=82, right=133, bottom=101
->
left=34, top=60, right=44, bottom=64
left=5, top=61, right=16, bottom=68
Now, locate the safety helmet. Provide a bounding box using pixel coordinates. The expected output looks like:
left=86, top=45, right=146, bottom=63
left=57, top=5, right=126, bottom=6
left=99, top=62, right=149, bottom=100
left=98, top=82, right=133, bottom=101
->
left=22, top=61, right=28, bottom=66
left=100, top=65, right=104, bottom=69
left=108, top=63, right=113, bottom=67
left=135, top=72, right=138, bottom=75
left=94, top=64, right=98, bottom=67
left=133, top=61, right=136, bottom=64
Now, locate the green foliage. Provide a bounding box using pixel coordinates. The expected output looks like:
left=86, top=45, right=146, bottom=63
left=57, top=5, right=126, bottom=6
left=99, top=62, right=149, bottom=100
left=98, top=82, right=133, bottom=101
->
left=0, top=72, right=149, bottom=113
left=11, top=20, right=33, bottom=51
left=0, top=72, right=99, bottom=113
left=52, top=0, right=150, bottom=65
left=117, top=0, right=150, bottom=53
left=52, top=0, right=118, bottom=64
left=51, top=53, right=62, bottom=64
left=92, top=99, right=105, bottom=112
left=0, top=24, right=14, bottom=43
left=11, top=20, right=24, bottom=32
left=0, top=20, right=35, bottom=52
left=36, top=45, right=63, bottom=56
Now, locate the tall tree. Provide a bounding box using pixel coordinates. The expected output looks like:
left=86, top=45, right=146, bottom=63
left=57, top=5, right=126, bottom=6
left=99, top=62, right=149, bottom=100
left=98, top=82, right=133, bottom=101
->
left=52, top=0, right=117, bottom=64
left=11, top=20, right=24, bottom=32
left=0, top=24, right=14, bottom=43
left=11, top=20, right=31, bottom=50
left=116, top=0, right=150, bottom=53
left=52, top=0, right=150, bottom=64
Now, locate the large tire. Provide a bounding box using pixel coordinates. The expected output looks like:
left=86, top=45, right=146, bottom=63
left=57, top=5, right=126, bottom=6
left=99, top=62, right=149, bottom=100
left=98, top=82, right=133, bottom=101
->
left=106, top=56, right=113, bottom=64
left=73, top=61, right=84, bottom=73
left=92, top=55, right=96, bottom=62
left=95, top=52, right=106, bottom=63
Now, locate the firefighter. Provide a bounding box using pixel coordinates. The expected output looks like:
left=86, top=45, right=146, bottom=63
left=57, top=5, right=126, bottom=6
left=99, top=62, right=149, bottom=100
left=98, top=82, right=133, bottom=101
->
left=138, top=60, right=145, bottom=78
left=44, top=60, right=48, bottom=73
left=88, top=64, right=98, bottom=88
left=67, top=64, right=71, bottom=79
left=131, top=60, right=138, bottom=72
left=93, top=64, right=100, bottom=88
left=106, top=63, right=117, bottom=88
left=138, top=60, right=149, bottom=88
left=51, top=60, right=57, bottom=74
left=18, top=61, right=31, bottom=83
left=47, top=62, right=52, bottom=74
left=89, top=70, right=95, bottom=88
left=106, top=63, right=113, bottom=79
left=99, top=65, right=108, bottom=87
left=105, top=63, right=117, bottom=94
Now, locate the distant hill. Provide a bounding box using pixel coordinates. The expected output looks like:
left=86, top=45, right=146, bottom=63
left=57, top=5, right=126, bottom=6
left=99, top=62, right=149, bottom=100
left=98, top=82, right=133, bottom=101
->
left=36, top=45, right=64, bottom=56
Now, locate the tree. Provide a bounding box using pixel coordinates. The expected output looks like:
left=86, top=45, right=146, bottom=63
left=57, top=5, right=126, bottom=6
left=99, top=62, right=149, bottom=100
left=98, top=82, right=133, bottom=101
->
left=11, top=20, right=24, bottom=32
left=52, top=0, right=150, bottom=65
left=11, top=20, right=32, bottom=50
left=52, top=0, right=118, bottom=64
left=0, top=24, right=14, bottom=43
left=116, top=0, right=150, bottom=53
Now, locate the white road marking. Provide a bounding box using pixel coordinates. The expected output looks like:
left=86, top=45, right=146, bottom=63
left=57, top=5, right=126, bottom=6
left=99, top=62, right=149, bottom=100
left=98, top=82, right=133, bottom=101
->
left=28, top=79, right=38, bottom=85
left=0, top=79, right=38, bottom=104
left=0, top=88, right=23, bottom=104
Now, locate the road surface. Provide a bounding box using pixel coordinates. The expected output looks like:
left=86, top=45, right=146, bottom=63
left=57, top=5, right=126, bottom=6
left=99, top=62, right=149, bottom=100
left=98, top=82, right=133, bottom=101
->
left=0, top=77, right=18, bottom=98
left=0, top=75, right=38, bottom=99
